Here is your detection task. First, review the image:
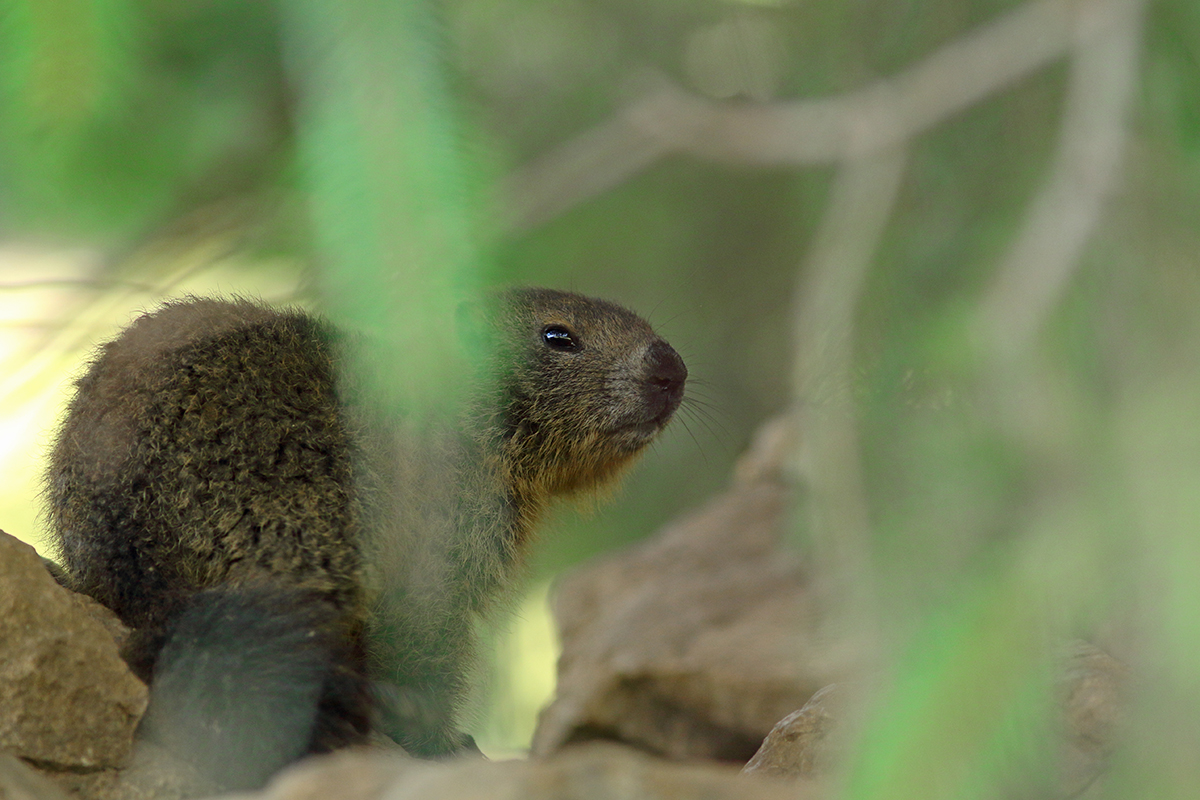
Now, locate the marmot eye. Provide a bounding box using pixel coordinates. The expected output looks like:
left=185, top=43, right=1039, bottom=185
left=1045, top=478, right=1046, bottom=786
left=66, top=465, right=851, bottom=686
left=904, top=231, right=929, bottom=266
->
left=542, top=325, right=578, bottom=352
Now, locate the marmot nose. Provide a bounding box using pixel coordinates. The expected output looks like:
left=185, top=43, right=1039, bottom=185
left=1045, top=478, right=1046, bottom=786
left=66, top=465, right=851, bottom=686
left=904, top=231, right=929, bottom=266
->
left=645, top=339, right=687, bottom=418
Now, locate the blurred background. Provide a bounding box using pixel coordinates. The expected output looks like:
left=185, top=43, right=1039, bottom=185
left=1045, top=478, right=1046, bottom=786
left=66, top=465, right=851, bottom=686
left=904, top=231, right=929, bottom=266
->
left=1, top=0, right=1197, bottom=788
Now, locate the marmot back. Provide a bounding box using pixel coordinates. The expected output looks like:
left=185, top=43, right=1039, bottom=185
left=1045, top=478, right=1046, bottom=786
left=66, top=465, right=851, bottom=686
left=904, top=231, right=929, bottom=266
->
left=43, top=288, right=686, bottom=791
left=47, top=298, right=360, bottom=635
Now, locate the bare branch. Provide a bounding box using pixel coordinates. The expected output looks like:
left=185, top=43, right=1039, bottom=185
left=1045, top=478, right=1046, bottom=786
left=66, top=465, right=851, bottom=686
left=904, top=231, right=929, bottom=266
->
left=978, top=0, right=1145, bottom=358
left=505, top=0, right=1092, bottom=232
left=653, top=0, right=1077, bottom=165
left=789, top=146, right=908, bottom=625
left=497, top=91, right=678, bottom=232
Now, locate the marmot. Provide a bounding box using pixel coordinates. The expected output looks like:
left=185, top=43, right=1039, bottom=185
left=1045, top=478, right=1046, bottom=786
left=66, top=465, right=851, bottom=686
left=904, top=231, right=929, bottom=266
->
left=43, top=288, right=685, bottom=790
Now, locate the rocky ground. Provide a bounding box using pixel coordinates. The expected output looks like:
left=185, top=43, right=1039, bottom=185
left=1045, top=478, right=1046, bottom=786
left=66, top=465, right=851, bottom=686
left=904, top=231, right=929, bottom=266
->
left=0, top=419, right=1123, bottom=800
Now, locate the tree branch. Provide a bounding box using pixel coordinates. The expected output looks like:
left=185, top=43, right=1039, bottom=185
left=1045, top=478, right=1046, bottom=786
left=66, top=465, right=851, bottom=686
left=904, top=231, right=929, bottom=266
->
left=504, top=0, right=1095, bottom=232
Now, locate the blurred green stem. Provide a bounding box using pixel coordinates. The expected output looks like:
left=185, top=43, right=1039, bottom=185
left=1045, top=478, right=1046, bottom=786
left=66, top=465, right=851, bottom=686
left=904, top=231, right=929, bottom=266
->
left=281, top=0, right=481, bottom=416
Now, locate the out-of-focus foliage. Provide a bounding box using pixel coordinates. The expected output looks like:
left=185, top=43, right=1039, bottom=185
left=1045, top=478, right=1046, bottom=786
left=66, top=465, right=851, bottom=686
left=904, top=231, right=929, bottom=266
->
left=3, top=0, right=1200, bottom=785
left=284, top=0, right=481, bottom=416
left=0, top=0, right=288, bottom=238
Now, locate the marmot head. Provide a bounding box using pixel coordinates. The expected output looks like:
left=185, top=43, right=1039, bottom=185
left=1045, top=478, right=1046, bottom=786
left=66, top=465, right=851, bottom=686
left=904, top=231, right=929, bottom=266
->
left=472, top=288, right=686, bottom=497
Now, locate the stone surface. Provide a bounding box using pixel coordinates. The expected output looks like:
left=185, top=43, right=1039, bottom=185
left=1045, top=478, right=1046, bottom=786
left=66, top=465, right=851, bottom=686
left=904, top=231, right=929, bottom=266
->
left=217, top=743, right=822, bottom=800
left=739, top=643, right=1125, bottom=795
left=217, top=748, right=413, bottom=800
left=0, top=753, right=73, bottom=800
left=0, top=531, right=148, bottom=772
left=61, top=738, right=235, bottom=800
left=742, top=683, right=845, bottom=779
left=1057, top=641, right=1126, bottom=797
left=533, top=417, right=861, bottom=762
left=33, top=770, right=130, bottom=800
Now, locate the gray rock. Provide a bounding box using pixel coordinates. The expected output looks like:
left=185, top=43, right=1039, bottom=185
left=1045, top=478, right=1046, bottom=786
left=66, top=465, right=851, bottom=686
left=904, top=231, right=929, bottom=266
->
left=218, top=743, right=822, bottom=800
left=34, top=769, right=130, bottom=800
left=1058, top=641, right=1126, bottom=797
left=533, top=418, right=860, bottom=761
left=0, top=531, right=148, bottom=772
left=0, top=753, right=73, bottom=800
left=741, top=643, right=1125, bottom=795
left=743, top=683, right=845, bottom=779
left=216, top=748, right=413, bottom=800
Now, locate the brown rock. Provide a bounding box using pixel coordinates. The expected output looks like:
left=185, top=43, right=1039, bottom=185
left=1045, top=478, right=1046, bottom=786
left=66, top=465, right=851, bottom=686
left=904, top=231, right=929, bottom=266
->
left=533, top=418, right=860, bottom=761
left=217, top=748, right=413, bottom=800
left=117, top=737, right=305, bottom=800
left=34, top=769, right=130, bottom=800
left=63, top=593, right=134, bottom=655
left=0, top=531, right=148, bottom=771
left=739, top=644, right=1126, bottom=794
left=1058, top=641, right=1126, bottom=797
left=743, top=683, right=845, bottom=779
left=0, top=753, right=73, bottom=800
left=218, top=743, right=821, bottom=800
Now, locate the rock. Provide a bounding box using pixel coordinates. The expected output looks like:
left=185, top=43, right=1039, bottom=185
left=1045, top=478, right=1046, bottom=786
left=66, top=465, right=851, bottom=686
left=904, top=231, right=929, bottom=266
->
left=742, top=683, right=845, bottom=779
left=0, top=753, right=74, bottom=800
left=740, top=644, right=1125, bottom=794
left=216, top=743, right=822, bottom=800
left=533, top=417, right=861, bottom=761
left=1058, top=641, right=1126, bottom=797
left=35, top=769, right=132, bottom=800
left=217, top=748, right=413, bottom=800
left=204, top=639, right=1118, bottom=800
left=0, top=531, right=148, bottom=772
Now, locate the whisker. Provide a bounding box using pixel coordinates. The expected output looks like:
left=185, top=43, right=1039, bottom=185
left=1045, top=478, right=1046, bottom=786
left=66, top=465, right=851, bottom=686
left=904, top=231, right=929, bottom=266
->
left=676, top=416, right=709, bottom=467
left=679, top=400, right=730, bottom=443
